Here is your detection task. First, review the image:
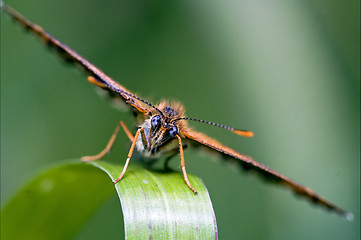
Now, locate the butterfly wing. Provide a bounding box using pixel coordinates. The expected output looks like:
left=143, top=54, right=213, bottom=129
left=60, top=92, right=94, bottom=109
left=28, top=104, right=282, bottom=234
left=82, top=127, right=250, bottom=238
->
left=183, top=129, right=351, bottom=219
left=4, top=4, right=351, bottom=220
left=2, top=4, right=150, bottom=115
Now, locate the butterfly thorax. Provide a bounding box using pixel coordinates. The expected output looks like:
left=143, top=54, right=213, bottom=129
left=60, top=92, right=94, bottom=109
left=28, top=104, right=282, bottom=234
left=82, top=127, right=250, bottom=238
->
left=135, top=101, right=187, bottom=158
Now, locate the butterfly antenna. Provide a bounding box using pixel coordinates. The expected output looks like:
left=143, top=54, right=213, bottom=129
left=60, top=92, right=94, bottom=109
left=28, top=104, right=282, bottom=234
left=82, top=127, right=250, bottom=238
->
left=126, top=92, right=165, bottom=117
left=173, top=117, right=254, bottom=137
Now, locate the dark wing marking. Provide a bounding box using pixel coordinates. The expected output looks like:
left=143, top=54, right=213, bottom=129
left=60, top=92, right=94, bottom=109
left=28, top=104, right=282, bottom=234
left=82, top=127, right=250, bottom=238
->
left=2, top=4, right=149, bottom=115
left=183, top=129, right=352, bottom=219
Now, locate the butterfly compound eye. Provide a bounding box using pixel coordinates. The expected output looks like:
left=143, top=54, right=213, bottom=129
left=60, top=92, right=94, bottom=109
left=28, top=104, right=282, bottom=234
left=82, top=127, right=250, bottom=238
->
left=151, top=115, right=161, bottom=128
left=168, top=125, right=178, bottom=138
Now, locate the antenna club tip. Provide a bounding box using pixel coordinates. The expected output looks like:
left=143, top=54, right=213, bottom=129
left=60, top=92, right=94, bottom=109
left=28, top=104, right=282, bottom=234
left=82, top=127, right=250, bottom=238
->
left=88, top=76, right=107, bottom=88
left=233, top=129, right=254, bottom=137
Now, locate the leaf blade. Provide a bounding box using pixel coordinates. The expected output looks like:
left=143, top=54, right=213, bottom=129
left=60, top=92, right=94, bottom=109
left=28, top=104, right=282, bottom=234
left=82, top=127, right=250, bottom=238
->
left=90, top=161, right=218, bottom=239
left=1, top=160, right=218, bottom=239
left=1, top=161, right=114, bottom=240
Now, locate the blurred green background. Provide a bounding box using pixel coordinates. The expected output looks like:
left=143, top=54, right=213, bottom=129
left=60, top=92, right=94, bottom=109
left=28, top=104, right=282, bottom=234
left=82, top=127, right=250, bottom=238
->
left=1, top=0, right=359, bottom=239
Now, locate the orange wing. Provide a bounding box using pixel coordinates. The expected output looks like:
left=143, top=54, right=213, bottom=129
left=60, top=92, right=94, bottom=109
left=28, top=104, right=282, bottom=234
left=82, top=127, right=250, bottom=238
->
left=2, top=4, right=149, bottom=115
left=183, top=129, right=352, bottom=219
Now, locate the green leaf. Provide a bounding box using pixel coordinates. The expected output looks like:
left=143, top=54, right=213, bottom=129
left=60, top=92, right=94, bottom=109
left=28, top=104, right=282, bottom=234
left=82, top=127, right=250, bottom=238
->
left=1, top=160, right=217, bottom=240
left=91, top=161, right=217, bottom=239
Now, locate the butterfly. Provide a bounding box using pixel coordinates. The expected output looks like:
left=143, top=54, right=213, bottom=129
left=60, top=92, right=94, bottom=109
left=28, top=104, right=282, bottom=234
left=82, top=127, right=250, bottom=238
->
left=2, top=4, right=352, bottom=220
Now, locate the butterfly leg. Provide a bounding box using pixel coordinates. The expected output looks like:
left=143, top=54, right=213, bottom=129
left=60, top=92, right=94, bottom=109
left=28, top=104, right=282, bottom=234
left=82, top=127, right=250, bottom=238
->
left=176, top=135, right=197, bottom=194
left=113, top=128, right=142, bottom=184
left=81, top=120, right=134, bottom=161
left=120, top=121, right=135, bottom=142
